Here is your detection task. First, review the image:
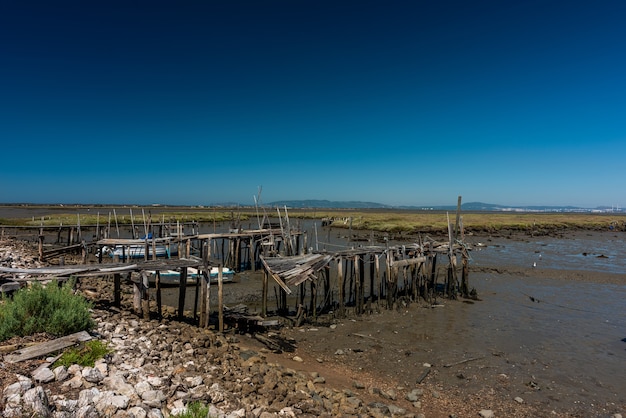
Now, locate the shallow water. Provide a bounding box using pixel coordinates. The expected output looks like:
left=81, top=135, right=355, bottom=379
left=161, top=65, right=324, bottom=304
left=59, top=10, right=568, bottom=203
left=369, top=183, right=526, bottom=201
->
left=469, top=232, right=626, bottom=274
left=463, top=235, right=626, bottom=414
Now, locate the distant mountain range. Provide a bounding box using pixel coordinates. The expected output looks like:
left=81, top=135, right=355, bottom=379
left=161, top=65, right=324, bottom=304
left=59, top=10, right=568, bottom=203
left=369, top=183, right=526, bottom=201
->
left=266, top=200, right=622, bottom=213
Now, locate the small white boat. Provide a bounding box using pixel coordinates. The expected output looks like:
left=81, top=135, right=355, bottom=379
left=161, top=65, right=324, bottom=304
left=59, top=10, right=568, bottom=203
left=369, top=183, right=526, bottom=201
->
left=102, top=233, right=178, bottom=260
left=148, top=267, right=234, bottom=286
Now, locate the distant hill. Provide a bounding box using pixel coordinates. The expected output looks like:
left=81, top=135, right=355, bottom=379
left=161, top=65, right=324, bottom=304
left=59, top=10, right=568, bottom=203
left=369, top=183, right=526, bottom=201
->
left=267, top=200, right=392, bottom=209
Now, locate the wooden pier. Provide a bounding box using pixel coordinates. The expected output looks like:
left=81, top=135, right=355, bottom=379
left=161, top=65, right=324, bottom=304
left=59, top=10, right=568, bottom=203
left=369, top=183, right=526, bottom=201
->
left=1, top=209, right=473, bottom=331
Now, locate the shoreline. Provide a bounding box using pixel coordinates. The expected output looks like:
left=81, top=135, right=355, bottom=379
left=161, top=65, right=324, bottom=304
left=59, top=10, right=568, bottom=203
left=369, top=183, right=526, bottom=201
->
left=1, top=232, right=625, bottom=417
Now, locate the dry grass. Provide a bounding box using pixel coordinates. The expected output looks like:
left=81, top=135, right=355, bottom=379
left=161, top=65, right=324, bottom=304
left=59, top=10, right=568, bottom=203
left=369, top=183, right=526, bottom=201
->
left=2, top=206, right=624, bottom=233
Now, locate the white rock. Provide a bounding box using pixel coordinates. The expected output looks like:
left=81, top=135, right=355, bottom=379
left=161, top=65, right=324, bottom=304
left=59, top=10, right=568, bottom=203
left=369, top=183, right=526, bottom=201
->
left=479, top=409, right=495, bottom=418
left=128, top=406, right=148, bottom=418
left=134, top=380, right=153, bottom=396
left=75, top=404, right=99, bottom=418
left=4, top=393, right=21, bottom=408
left=62, top=374, right=83, bottom=389
left=53, top=365, right=69, bottom=382
left=23, top=386, right=50, bottom=417
left=81, top=367, right=105, bottom=383
left=33, top=367, right=56, bottom=383
left=3, top=382, right=25, bottom=398
left=103, top=374, right=137, bottom=399
left=148, top=408, right=165, bottom=418
left=184, top=375, right=203, bottom=388
left=141, top=389, right=166, bottom=407
left=78, top=388, right=100, bottom=408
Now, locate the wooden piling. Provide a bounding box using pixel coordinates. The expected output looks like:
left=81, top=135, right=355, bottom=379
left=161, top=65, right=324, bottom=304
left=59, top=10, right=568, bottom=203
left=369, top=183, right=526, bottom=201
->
left=113, top=273, right=121, bottom=308
left=178, top=267, right=188, bottom=320
left=218, top=265, right=224, bottom=332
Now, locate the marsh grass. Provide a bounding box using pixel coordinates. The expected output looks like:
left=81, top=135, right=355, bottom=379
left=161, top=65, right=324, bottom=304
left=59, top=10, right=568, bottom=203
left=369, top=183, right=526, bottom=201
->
left=3, top=206, right=623, bottom=233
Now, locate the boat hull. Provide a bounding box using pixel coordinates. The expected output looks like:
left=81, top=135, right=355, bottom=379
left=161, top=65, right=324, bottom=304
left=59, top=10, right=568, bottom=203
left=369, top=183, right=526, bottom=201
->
left=108, top=244, right=178, bottom=259
left=147, top=267, right=234, bottom=286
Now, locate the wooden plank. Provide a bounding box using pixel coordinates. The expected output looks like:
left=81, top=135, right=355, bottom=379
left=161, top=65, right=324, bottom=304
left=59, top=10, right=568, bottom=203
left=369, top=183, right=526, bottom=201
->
left=4, top=331, right=92, bottom=363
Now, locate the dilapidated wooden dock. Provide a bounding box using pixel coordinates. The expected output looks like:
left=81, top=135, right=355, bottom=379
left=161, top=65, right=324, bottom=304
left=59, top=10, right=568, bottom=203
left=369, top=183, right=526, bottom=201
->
left=1, top=207, right=473, bottom=332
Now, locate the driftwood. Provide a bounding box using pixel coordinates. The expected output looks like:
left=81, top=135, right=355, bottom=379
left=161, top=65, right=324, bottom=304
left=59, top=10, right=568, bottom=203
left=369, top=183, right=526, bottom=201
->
left=443, top=356, right=484, bottom=368
left=4, top=331, right=92, bottom=363
left=416, top=368, right=431, bottom=384
left=253, top=333, right=296, bottom=353
left=352, top=333, right=381, bottom=342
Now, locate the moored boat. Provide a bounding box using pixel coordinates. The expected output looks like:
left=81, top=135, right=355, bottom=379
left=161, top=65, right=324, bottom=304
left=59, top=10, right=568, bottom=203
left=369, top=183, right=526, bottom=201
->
left=147, top=266, right=235, bottom=286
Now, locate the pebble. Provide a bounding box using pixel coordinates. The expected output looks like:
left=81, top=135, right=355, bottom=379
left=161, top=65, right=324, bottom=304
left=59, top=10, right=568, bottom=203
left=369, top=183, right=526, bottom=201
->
left=1, top=305, right=420, bottom=417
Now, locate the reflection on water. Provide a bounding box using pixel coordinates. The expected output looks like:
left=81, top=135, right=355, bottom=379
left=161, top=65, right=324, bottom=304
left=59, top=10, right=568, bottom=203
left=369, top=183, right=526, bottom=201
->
left=466, top=234, right=626, bottom=413
left=469, top=233, right=626, bottom=274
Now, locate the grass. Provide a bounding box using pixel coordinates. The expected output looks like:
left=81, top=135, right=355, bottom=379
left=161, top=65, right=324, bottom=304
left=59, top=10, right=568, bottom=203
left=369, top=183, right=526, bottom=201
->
left=171, top=401, right=210, bottom=418
left=1, top=205, right=624, bottom=233
left=0, top=279, right=94, bottom=342
left=53, top=339, right=111, bottom=368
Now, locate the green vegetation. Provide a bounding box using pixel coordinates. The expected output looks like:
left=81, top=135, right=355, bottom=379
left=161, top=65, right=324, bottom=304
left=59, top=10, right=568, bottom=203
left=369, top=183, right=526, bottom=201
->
left=0, top=279, right=94, bottom=342
left=53, top=339, right=111, bottom=368
left=1, top=205, right=624, bottom=233
left=171, top=402, right=210, bottom=418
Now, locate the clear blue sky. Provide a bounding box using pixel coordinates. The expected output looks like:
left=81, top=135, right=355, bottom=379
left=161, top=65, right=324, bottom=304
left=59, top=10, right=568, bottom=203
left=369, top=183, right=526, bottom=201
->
left=1, top=0, right=625, bottom=208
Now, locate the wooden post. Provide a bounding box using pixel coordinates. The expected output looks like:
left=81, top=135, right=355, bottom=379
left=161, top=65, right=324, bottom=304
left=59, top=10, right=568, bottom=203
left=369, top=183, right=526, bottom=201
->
left=199, top=270, right=209, bottom=328
left=178, top=267, right=187, bottom=320
left=354, top=255, right=362, bottom=315
left=337, top=257, right=344, bottom=318
left=38, top=228, right=44, bottom=262
left=141, top=270, right=150, bottom=320
left=156, top=271, right=162, bottom=318
left=113, top=273, right=121, bottom=308
left=133, top=274, right=142, bottom=315
left=218, top=264, right=224, bottom=332
left=262, top=269, right=268, bottom=317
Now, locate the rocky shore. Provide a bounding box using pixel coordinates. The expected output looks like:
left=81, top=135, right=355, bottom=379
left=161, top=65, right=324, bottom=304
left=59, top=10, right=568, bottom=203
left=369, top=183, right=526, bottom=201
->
left=2, top=235, right=624, bottom=417
left=3, top=306, right=427, bottom=418
left=0, top=238, right=433, bottom=418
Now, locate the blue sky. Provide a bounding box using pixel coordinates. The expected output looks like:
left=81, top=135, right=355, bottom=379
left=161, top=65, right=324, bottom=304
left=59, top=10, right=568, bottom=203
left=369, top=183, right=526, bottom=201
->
left=1, top=0, right=625, bottom=208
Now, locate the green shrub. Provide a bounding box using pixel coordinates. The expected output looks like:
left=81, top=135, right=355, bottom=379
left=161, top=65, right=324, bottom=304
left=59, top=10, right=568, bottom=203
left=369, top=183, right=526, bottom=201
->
left=0, top=279, right=94, bottom=342
left=53, top=339, right=111, bottom=368
left=172, top=402, right=210, bottom=418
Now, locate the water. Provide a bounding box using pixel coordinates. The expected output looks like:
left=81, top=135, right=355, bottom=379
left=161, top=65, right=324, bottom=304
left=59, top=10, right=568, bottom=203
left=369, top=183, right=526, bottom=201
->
left=464, top=234, right=626, bottom=414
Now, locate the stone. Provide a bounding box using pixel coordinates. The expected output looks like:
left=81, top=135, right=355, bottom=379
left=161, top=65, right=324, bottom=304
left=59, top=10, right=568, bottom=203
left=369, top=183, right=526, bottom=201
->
left=53, top=365, right=70, bottom=382
left=33, top=367, right=56, bottom=383
left=3, top=382, right=25, bottom=398
left=479, top=409, right=495, bottom=418
left=128, top=406, right=148, bottom=418
left=82, top=367, right=105, bottom=383
left=23, top=386, right=50, bottom=418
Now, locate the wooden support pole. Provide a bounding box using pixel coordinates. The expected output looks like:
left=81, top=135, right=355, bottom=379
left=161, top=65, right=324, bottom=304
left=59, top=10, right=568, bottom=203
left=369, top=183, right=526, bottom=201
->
left=337, top=257, right=344, bottom=318
left=218, top=264, right=224, bottom=332
left=262, top=269, right=268, bottom=317
left=354, top=255, right=362, bottom=315
left=113, top=273, right=121, bottom=308
left=156, top=271, right=162, bottom=318
left=133, top=274, right=142, bottom=316
left=178, top=267, right=188, bottom=320
left=38, top=228, right=44, bottom=262
left=199, top=270, right=210, bottom=328
left=141, top=270, right=150, bottom=320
